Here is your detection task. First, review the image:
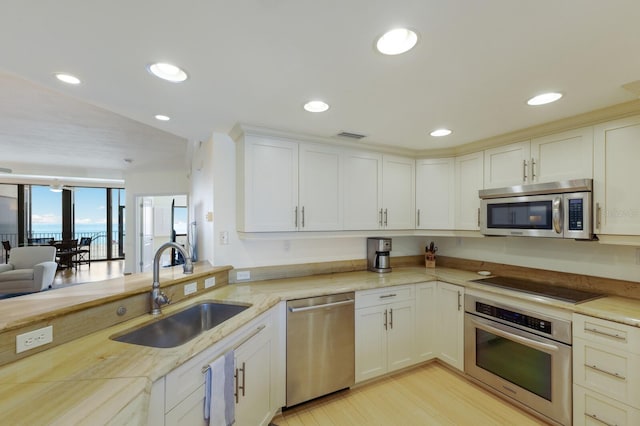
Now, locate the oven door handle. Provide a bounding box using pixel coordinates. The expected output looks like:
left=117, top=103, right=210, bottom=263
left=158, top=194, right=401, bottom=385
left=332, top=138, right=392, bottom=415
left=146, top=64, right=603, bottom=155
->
left=470, top=317, right=560, bottom=353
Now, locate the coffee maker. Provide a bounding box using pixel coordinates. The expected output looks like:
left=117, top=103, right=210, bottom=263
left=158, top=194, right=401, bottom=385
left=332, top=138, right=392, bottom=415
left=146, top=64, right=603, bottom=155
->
left=367, top=237, right=392, bottom=273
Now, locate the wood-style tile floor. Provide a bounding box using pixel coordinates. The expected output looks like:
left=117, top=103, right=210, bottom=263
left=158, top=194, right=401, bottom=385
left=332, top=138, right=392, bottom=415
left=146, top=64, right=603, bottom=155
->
left=52, top=259, right=124, bottom=286
left=272, top=362, right=549, bottom=426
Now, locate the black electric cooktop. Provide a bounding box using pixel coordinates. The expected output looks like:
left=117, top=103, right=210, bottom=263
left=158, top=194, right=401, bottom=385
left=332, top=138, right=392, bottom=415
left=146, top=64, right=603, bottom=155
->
left=471, top=276, right=605, bottom=304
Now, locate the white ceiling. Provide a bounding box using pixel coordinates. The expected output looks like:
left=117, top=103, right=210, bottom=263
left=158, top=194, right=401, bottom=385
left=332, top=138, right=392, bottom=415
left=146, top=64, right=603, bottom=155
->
left=1, top=0, right=640, bottom=176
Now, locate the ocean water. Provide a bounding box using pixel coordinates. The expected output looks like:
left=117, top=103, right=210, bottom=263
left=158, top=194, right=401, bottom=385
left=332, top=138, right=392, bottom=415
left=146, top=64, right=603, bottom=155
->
left=31, top=223, right=111, bottom=236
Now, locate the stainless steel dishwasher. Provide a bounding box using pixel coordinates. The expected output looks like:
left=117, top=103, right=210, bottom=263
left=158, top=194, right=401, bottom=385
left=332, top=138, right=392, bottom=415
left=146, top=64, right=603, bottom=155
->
left=286, top=292, right=355, bottom=407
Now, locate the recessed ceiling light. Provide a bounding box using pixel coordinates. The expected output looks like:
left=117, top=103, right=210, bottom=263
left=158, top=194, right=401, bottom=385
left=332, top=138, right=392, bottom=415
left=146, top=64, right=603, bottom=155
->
left=376, top=28, right=418, bottom=55
left=527, top=92, right=563, bottom=106
left=155, top=114, right=171, bottom=121
left=147, top=62, right=188, bottom=82
left=55, top=73, right=81, bottom=85
left=430, top=128, right=452, bottom=137
left=303, top=100, right=330, bottom=113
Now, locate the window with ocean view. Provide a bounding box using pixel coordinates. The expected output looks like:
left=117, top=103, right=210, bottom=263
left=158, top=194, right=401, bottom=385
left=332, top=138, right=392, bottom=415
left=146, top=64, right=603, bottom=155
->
left=0, top=183, right=125, bottom=263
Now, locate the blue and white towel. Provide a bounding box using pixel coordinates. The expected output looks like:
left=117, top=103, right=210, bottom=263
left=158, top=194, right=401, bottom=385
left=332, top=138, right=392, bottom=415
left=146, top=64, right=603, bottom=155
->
left=204, top=350, right=236, bottom=426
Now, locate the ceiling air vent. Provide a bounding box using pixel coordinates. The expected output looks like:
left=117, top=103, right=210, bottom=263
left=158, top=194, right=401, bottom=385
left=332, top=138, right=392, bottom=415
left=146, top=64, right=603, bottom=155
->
left=337, top=131, right=367, bottom=140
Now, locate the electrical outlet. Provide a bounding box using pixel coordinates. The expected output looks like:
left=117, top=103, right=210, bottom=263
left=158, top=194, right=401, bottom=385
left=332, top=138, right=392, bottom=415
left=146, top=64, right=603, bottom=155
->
left=205, top=277, right=216, bottom=288
left=184, top=281, right=197, bottom=295
left=16, top=326, right=53, bottom=353
left=219, top=231, right=229, bottom=245
left=236, top=270, right=251, bottom=281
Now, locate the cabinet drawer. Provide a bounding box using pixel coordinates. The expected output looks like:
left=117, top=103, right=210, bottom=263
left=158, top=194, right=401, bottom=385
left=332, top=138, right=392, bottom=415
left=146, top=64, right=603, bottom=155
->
left=574, top=337, right=640, bottom=408
left=574, top=384, right=640, bottom=426
left=574, top=314, right=640, bottom=354
left=356, top=285, right=414, bottom=309
left=165, top=384, right=207, bottom=426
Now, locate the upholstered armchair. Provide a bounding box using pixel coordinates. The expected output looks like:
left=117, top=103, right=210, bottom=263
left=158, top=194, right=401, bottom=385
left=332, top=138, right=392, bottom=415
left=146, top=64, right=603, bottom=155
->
left=0, top=246, right=57, bottom=294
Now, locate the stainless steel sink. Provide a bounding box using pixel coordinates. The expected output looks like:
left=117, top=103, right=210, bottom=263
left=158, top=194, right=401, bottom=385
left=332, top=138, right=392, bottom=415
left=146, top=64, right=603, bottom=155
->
left=111, top=301, right=251, bottom=348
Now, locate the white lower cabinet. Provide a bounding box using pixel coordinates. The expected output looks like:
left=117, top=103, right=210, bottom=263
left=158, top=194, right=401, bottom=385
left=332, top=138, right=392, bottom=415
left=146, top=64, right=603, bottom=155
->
left=436, top=282, right=464, bottom=370
left=414, top=282, right=437, bottom=362
left=149, top=306, right=284, bottom=426
left=355, top=285, right=415, bottom=382
left=573, top=313, right=640, bottom=426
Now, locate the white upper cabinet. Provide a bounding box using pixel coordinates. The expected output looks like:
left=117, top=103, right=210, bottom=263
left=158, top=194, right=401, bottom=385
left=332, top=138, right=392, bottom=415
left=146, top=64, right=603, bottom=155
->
left=483, top=140, right=531, bottom=188
left=343, top=151, right=414, bottom=230
left=415, top=158, right=455, bottom=229
left=299, top=143, right=343, bottom=231
left=237, top=134, right=299, bottom=232
left=594, top=116, right=640, bottom=235
left=237, top=134, right=343, bottom=232
left=484, top=129, right=593, bottom=189
left=343, top=150, right=383, bottom=230
left=382, top=155, right=415, bottom=229
left=455, top=152, right=484, bottom=230
left=530, top=127, right=593, bottom=183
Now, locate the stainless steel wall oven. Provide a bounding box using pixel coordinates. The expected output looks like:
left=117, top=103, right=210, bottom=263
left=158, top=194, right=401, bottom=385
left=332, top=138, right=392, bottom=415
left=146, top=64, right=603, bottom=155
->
left=464, top=295, right=572, bottom=425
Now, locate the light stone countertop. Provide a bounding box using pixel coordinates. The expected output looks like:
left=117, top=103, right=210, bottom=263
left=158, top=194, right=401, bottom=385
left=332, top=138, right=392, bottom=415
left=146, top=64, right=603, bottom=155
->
left=0, top=265, right=638, bottom=424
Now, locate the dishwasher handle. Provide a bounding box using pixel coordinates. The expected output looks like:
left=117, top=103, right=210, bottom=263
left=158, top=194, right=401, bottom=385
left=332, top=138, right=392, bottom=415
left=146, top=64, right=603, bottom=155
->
left=288, top=298, right=354, bottom=313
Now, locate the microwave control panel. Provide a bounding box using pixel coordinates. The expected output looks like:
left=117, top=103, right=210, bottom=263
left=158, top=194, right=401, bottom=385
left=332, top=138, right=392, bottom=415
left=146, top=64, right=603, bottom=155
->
left=568, top=198, right=584, bottom=231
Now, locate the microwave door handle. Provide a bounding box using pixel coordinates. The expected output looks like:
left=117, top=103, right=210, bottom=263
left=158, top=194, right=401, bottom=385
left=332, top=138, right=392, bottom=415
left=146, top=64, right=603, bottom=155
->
left=470, top=317, right=560, bottom=353
left=552, top=197, right=563, bottom=234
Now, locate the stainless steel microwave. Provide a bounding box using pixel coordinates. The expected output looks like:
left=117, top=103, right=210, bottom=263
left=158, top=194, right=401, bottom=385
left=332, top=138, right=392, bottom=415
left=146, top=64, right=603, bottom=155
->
left=479, top=179, right=593, bottom=239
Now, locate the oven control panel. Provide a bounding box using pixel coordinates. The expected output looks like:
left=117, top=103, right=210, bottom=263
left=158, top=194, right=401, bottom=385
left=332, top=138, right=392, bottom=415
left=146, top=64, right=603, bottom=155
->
left=476, top=301, right=551, bottom=334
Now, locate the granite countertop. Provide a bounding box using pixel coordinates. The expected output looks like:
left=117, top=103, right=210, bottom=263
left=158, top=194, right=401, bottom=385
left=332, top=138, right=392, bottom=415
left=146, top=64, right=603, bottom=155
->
left=0, top=266, right=638, bottom=423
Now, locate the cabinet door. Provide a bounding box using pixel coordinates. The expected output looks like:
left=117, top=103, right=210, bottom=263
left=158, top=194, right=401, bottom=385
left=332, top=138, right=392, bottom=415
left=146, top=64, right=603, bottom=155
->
left=382, top=155, right=415, bottom=229
left=484, top=141, right=531, bottom=188
left=235, top=324, right=273, bottom=426
left=415, top=158, right=455, bottom=229
left=299, top=143, right=342, bottom=231
left=415, top=282, right=437, bottom=362
left=386, top=300, right=415, bottom=373
left=594, top=116, right=640, bottom=235
left=455, top=152, right=484, bottom=230
left=343, top=150, right=383, bottom=230
left=355, top=305, right=387, bottom=382
left=436, top=282, right=464, bottom=371
left=240, top=135, right=298, bottom=232
left=531, top=127, right=593, bottom=183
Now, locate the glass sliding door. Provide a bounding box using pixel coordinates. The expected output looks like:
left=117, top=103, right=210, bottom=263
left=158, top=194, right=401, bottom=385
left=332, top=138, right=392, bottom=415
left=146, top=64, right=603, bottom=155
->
left=29, top=185, right=62, bottom=243
left=73, top=187, right=108, bottom=260
left=0, top=184, right=18, bottom=261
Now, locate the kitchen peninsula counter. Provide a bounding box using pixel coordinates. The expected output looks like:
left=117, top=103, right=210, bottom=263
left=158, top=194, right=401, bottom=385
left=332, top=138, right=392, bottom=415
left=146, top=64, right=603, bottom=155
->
left=0, top=265, right=638, bottom=424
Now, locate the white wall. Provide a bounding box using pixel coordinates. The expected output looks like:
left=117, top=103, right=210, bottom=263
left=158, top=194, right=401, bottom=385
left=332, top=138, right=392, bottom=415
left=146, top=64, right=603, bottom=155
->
left=124, top=165, right=189, bottom=274
left=428, top=236, right=640, bottom=283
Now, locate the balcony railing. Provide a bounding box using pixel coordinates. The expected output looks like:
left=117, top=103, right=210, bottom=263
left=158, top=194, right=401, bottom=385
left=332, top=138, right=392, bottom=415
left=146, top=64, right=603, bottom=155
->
left=0, top=231, right=124, bottom=263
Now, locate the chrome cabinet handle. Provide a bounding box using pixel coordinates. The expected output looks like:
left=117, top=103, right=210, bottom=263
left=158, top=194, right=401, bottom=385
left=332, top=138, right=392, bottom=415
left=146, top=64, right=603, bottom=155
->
left=457, top=291, right=462, bottom=311
left=584, top=326, right=626, bottom=341
left=383, top=309, right=388, bottom=330
left=477, top=207, right=480, bottom=228
left=585, top=364, right=626, bottom=380
left=379, top=209, right=383, bottom=227
left=585, top=412, right=616, bottom=426
left=379, top=294, right=397, bottom=299
left=294, top=206, right=298, bottom=227
left=384, top=208, right=388, bottom=227
left=417, top=209, right=420, bottom=227
left=234, top=367, right=239, bottom=403
left=301, top=206, right=305, bottom=228
left=596, top=203, right=602, bottom=230
left=531, top=157, right=536, bottom=181
left=389, top=308, right=393, bottom=329
left=523, top=159, right=528, bottom=182
left=239, top=361, right=246, bottom=397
